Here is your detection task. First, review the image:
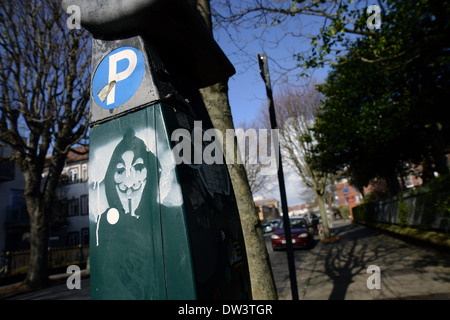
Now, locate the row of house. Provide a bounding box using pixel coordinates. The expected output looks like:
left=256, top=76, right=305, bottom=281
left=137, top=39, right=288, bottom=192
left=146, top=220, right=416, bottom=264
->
left=334, top=178, right=363, bottom=218
left=0, top=143, right=89, bottom=253
left=253, top=197, right=281, bottom=223
left=254, top=177, right=365, bottom=223
left=285, top=174, right=423, bottom=221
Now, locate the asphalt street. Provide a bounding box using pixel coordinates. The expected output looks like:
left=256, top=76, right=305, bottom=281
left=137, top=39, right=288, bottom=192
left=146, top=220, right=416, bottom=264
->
left=263, top=224, right=320, bottom=299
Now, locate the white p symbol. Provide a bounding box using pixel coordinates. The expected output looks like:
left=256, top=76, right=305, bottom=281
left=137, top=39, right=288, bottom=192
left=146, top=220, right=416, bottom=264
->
left=106, top=49, right=137, bottom=105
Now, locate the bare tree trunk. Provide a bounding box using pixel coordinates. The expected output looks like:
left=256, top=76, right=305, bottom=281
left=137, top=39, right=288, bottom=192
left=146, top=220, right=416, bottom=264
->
left=317, top=194, right=331, bottom=239
left=22, top=172, right=49, bottom=288
left=24, top=198, right=48, bottom=288
left=199, top=80, right=277, bottom=299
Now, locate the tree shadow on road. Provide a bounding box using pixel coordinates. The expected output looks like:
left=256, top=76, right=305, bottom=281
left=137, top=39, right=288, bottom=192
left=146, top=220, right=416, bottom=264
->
left=320, top=223, right=450, bottom=300
left=323, top=226, right=374, bottom=300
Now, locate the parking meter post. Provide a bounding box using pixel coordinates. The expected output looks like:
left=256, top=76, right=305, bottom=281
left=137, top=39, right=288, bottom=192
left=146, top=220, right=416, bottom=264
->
left=66, top=0, right=251, bottom=299
left=257, top=53, right=299, bottom=300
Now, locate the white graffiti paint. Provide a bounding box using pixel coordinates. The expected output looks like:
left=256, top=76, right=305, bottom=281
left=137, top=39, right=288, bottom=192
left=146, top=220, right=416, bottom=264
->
left=89, top=125, right=183, bottom=246
left=106, top=208, right=120, bottom=225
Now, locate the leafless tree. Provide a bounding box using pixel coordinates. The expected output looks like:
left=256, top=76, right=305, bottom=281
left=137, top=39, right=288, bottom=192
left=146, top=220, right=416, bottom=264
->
left=260, top=81, right=332, bottom=238
left=0, top=0, right=90, bottom=289
left=236, top=120, right=273, bottom=196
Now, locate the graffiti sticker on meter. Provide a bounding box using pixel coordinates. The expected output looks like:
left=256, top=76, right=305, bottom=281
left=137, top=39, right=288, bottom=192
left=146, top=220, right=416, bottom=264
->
left=92, top=46, right=145, bottom=109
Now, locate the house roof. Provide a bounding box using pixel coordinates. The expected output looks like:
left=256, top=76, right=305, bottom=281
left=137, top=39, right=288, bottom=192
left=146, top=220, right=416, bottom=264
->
left=254, top=198, right=279, bottom=207
left=288, top=203, right=316, bottom=212
left=65, top=146, right=89, bottom=164
left=45, top=145, right=89, bottom=167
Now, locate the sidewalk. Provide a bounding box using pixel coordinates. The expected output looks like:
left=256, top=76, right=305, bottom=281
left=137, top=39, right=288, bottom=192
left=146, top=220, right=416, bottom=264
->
left=280, top=220, right=450, bottom=300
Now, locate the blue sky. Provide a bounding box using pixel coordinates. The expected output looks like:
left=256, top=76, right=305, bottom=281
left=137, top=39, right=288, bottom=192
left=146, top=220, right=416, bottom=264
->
left=212, top=11, right=330, bottom=207
left=213, top=10, right=330, bottom=127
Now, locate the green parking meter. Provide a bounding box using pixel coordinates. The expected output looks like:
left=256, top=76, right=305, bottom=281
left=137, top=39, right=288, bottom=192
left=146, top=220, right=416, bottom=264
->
left=64, top=0, right=252, bottom=299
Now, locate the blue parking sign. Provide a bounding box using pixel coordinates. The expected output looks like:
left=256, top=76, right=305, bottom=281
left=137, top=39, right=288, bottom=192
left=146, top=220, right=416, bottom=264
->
left=92, top=46, right=145, bottom=109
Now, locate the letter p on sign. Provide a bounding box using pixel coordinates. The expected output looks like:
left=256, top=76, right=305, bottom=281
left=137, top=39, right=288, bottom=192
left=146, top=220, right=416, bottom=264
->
left=107, top=50, right=137, bottom=105
left=92, top=46, right=145, bottom=109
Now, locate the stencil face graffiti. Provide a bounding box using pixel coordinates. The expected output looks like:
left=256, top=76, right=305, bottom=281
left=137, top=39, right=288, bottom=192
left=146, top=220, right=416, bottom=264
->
left=102, top=129, right=152, bottom=221
left=91, top=128, right=157, bottom=246
left=114, top=150, right=148, bottom=218
left=89, top=110, right=184, bottom=247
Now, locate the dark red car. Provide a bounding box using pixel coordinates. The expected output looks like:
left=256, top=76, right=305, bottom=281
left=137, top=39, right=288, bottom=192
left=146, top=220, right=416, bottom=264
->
left=271, top=217, right=314, bottom=250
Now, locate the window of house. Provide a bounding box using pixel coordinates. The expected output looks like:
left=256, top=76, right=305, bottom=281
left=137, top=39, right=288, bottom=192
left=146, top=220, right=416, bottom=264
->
left=10, top=189, right=25, bottom=207
left=342, top=186, right=350, bottom=194
left=59, top=200, right=68, bottom=217
left=9, top=189, right=27, bottom=222
left=67, top=232, right=80, bottom=246
left=81, top=164, right=88, bottom=182
left=344, top=197, right=349, bottom=204
left=68, top=198, right=79, bottom=216
left=69, top=168, right=78, bottom=183
left=355, top=195, right=361, bottom=203
left=80, top=195, right=88, bottom=215
left=81, top=228, right=89, bottom=245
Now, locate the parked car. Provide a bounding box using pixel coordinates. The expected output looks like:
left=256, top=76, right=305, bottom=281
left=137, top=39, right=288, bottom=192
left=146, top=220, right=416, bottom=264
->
left=261, top=222, right=273, bottom=233
left=268, top=219, right=280, bottom=231
left=271, top=217, right=314, bottom=250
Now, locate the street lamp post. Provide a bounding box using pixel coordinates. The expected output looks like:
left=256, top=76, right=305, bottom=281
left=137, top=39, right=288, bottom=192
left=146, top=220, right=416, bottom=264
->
left=258, top=53, right=299, bottom=301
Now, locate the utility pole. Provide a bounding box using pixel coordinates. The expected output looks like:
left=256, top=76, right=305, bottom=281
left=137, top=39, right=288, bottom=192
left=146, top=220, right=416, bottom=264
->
left=257, top=53, right=299, bottom=300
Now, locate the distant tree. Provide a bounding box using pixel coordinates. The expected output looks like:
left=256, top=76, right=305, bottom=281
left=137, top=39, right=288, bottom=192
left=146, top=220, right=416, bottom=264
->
left=236, top=120, right=272, bottom=196
left=0, top=0, right=90, bottom=289
left=312, top=0, right=450, bottom=194
left=260, top=82, right=332, bottom=238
